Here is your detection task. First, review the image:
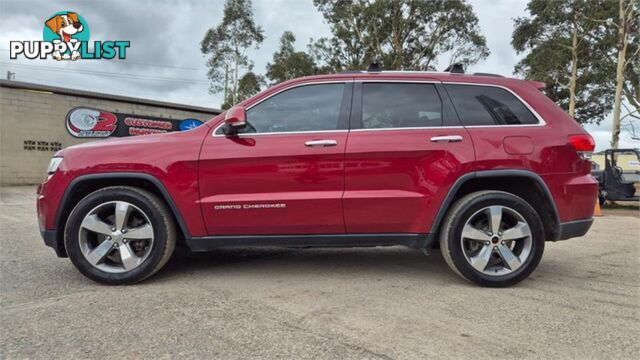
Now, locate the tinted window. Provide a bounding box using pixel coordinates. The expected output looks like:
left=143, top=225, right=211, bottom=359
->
left=236, top=83, right=344, bottom=134
left=361, top=83, right=442, bottom=129
left=445, top=84, right=539, bottom=126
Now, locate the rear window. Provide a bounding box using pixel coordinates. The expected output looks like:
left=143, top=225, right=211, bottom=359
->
left=445, top=84, right=539, bottom=126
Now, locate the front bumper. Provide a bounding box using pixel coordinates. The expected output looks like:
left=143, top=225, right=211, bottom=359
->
left=37, top=172, right=69, bottom=258
left=556, top=218, right=594, bottom=241
left=39, top=227, right=66, bottom=257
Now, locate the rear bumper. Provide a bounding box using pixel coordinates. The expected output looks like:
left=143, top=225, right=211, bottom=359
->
left=40, top=227, right=66, bottom=257
left=556, top=218, right=593, bottom=241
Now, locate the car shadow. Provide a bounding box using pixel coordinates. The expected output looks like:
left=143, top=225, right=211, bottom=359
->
left=151, top=245, right=453, bottom=283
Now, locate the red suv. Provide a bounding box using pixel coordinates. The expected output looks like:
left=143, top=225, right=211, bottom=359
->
left=37, top=70, right=597, bottom=287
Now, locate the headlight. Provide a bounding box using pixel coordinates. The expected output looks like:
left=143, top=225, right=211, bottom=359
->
left=47, top=157, right=63, bottom=175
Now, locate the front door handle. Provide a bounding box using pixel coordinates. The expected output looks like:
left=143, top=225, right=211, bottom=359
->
left=430, top=135, right=463, bottom=143
left=305, top=139, right=337, bottom=147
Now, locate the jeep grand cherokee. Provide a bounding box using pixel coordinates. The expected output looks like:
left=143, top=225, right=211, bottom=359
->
left=37, top=70, right=597, bottom=286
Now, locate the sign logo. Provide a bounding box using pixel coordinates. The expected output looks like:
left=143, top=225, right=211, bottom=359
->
left=66, top=107, right=203, bottom=138
left=67, top=108, right=118, bottom=137
left=9, top=11, right=130, bottom=61
left=179, top=119, right=204, bottom=131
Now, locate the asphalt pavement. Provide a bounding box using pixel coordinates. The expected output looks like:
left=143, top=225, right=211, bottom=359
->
left=1, top=186, right=638, bottom=359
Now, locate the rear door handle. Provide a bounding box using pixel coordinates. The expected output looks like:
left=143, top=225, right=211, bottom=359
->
left=430, top=135, right=463, bottom=143
left=305, top=139, right=337, bottom=147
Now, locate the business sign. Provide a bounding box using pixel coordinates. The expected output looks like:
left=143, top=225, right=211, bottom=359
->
left=66, top=107, right=203, bottom=138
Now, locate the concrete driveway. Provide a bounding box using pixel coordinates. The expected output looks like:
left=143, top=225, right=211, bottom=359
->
left=1, top=186, right=638, bottom=359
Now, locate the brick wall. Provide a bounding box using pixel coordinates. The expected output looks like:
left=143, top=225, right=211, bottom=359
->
left=0, top=86, right=218, bottom=185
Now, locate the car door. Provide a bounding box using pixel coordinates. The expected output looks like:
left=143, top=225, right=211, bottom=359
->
left=199, top=82, right=352, bottom=235
left=343, top=81, right=475, bottom=234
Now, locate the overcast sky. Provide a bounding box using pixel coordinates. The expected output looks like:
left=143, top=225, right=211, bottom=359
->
left=0, top=0, right=637, bottom=150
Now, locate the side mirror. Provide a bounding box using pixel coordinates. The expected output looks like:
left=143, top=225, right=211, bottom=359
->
left=222, top=106, right=247, bottom=135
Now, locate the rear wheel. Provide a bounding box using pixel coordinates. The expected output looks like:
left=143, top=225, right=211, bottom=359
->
left=64, top=186, right=176, bottom=284
left=439, top=191, right=545, bottom=287
left=598, top=190, right=607, bottom=206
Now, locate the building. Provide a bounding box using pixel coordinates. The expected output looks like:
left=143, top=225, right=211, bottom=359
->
left=0, top=80, right=220, bottom=185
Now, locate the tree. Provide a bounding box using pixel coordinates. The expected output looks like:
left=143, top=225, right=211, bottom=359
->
left=609, top=0, right=639, bottom=149
left=512, top=0, right=617, bottom=124
left=201, top=0, right=264, bottom=107
left=623, top=61, right=639, bottom=121
left=266, top=31, right=318, bottom=84
left=310, top=0, right=489, bottom=72
left=622, top=47, right=639, bottom=119
left=621, top=118, right=640, bottom=141
left=221, top=71, right=266, bottom=109
left=237, top=71, right=265, bottom=101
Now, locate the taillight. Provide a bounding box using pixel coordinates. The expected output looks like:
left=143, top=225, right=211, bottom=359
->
left=568, top=134, right=595, bottom=159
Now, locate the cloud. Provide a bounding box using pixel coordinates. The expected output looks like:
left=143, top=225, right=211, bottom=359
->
left=584, top=116, right=640, bottom=151
left=0, top=0, right=635, bottom=150
left=1, top=0, right=218, bottom=106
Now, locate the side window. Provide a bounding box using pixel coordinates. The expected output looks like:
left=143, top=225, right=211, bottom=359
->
left=236, top=83, right=345, bottom=134
left=445, top=84, right=539, bottom=126
left=361, top=83, right=443, bottom=129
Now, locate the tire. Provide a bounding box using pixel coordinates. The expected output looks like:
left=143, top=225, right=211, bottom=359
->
left=598, top=192, right=606, bottom=206
left=64, top=186, right=176, bottom=285
left=439, top=190, right=545, bottom=287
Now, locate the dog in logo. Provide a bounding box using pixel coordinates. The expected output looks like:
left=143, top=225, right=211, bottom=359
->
left=45, top=12, right=84, bottom=61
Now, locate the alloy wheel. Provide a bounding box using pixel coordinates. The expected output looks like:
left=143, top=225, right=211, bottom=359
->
left=78, top=201, right=154, bottom=273
left=460, top=205, right=532, bottom=276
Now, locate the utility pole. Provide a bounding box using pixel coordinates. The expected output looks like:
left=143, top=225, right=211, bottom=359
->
left=6, top=71, right=15, bottom=80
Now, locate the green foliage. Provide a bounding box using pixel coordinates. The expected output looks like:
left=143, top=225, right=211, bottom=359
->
left=310, top=0, right=489, bottom=71
left=221, top=71, right=266, bottom=109
left=201, top=0, right=264, bottom=105
left=266, top=31, right=319, bottom=84
left=512, top=0, right=620, bottom=124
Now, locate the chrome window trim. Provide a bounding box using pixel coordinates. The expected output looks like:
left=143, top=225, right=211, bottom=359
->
left=213, top=80, right=352, bottom=137
left=443, top=81, right=547, bottom=127
left=350, top=81, right=546, bottom=132
left=212, top=79, right=547, bottom=136
left=216, top=129, right=349, bottom=137
left=350, top=126, right=464, bottom=132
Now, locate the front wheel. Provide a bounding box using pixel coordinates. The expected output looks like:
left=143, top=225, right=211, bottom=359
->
left=64, top=186, right=176, bottom=285
left=439, top=191, right=545, bottom=287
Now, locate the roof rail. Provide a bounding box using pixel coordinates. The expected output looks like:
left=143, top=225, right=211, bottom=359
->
left=367, top=61, right=383, bottom=72
left=443, top=63, right=465, bottom=74
left=337, top=68, right=508, bottom=77
left=472, top=72, right=504, bottom=77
